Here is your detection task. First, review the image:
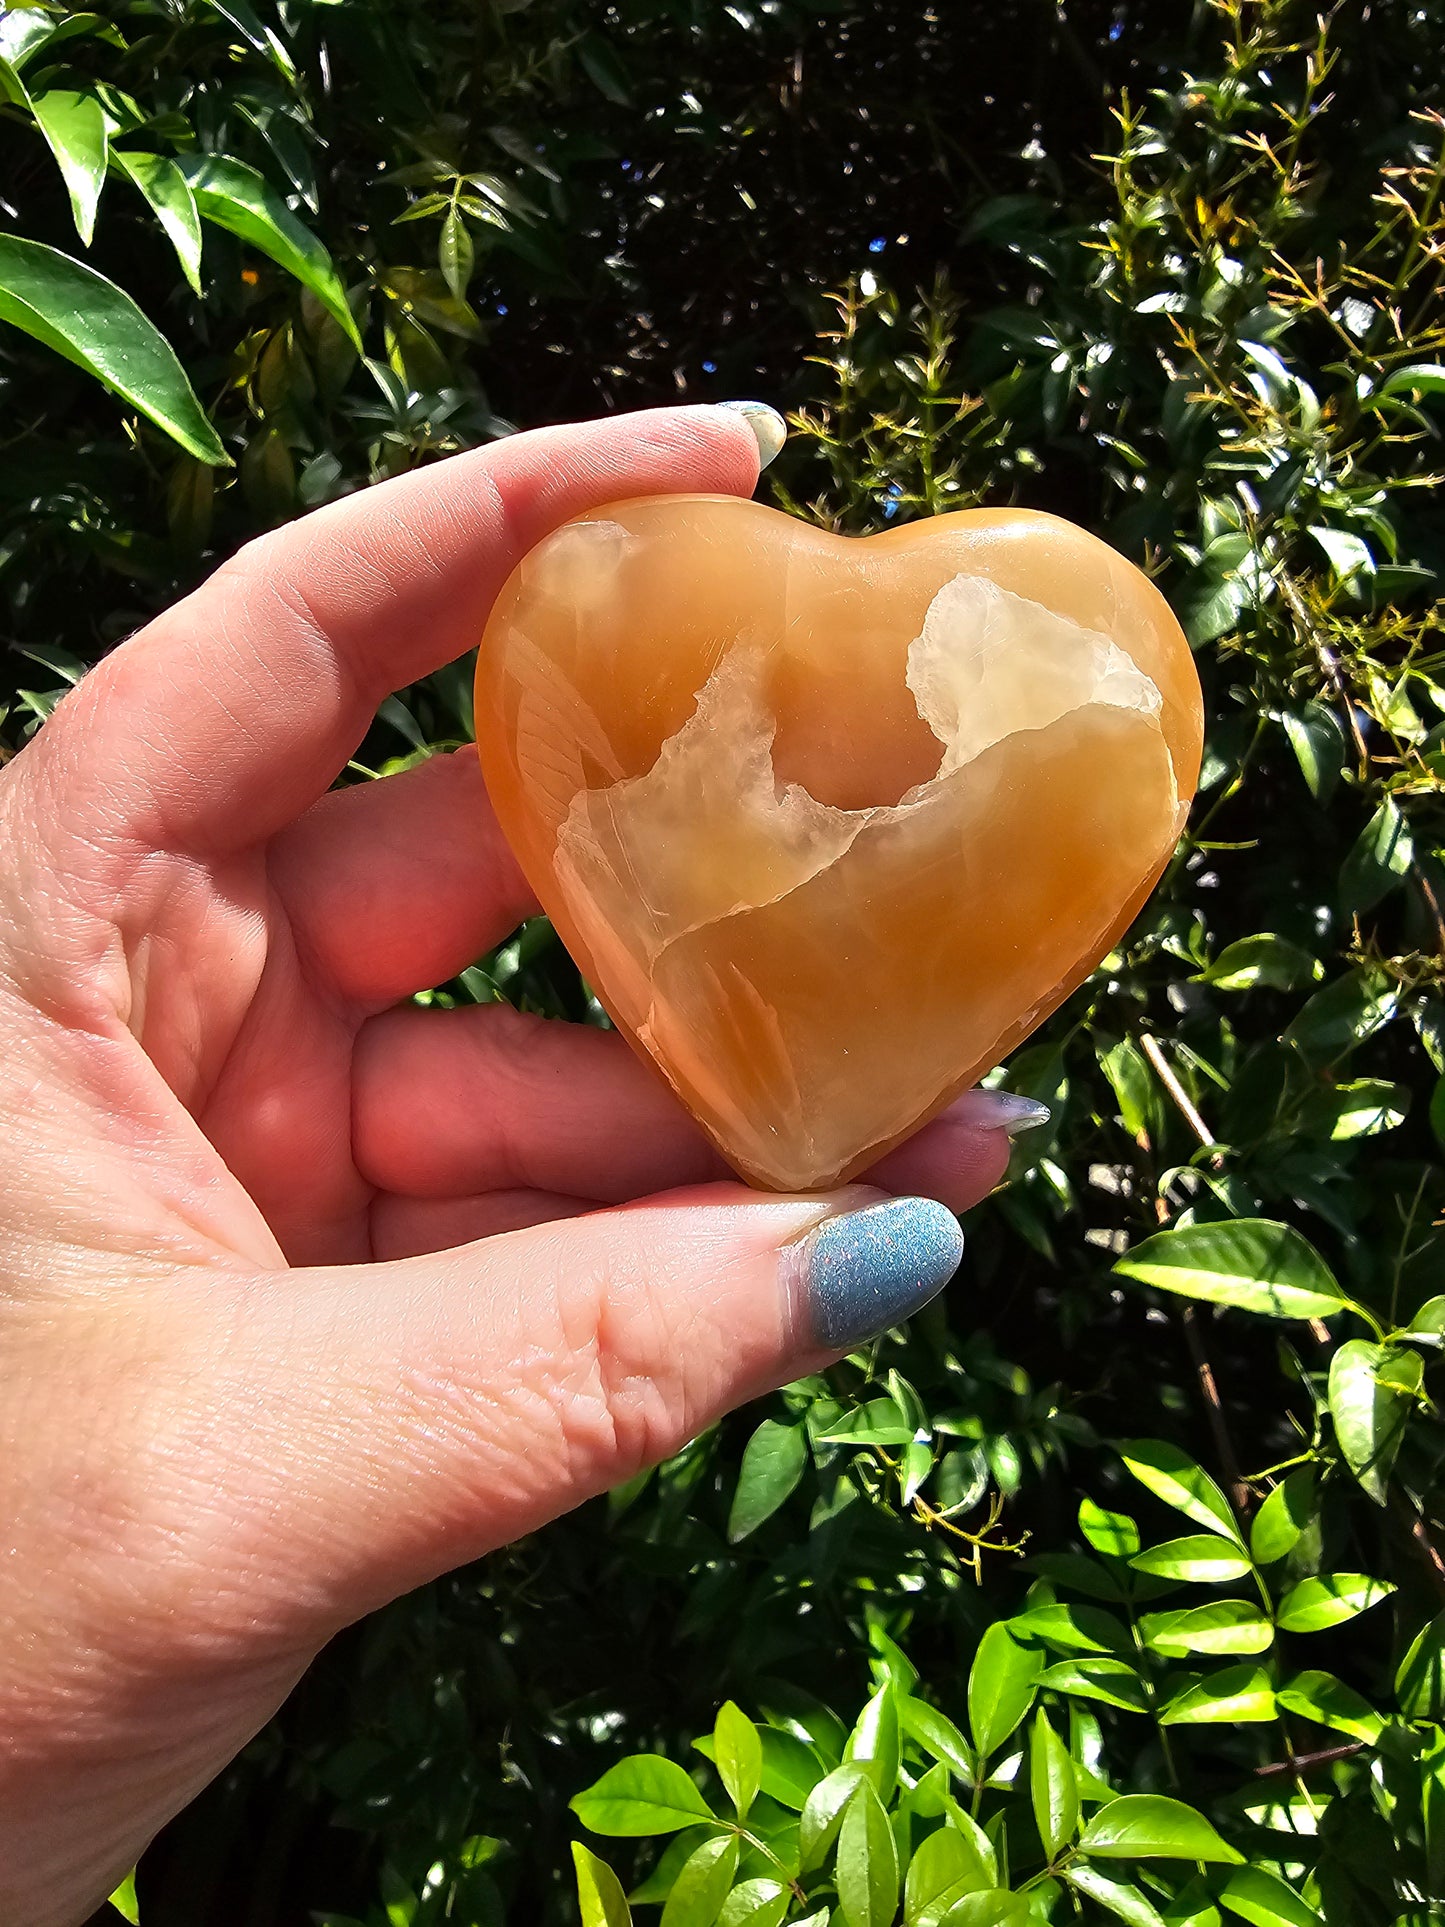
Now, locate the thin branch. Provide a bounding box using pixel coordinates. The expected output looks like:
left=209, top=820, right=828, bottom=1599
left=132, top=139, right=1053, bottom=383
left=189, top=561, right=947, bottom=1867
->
left=1139, top=1034, right=1249, bottom=1509
left=1254, top=1742, right=1363, bottom=1780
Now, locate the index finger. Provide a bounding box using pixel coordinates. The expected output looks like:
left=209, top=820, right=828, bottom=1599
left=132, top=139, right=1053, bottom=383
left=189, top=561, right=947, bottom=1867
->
left=39, top=405, right=765, bottom=853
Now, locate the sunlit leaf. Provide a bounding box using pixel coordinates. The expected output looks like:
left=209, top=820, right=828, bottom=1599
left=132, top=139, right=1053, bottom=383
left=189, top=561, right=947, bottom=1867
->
left=1139, top=1602, right=1274, bottom=1657
left=1079, top=1794, right=1243, bottom=1862
left=1129, top=1536, right=1253, bottom=1583
left=968, top=1622, right=1043, bottom=1762
left=713, top=1701, right=762, bottom=1821
left=1118, top=1440, right=1243, bottom=1544
left=1161, top=1665, right=1276, bottom=1725
left=1029, top=1708, right=1078, bottom=1859
left=835, top=1779, right=898, bottom=1927
left=1065, top=1863, right=1168, bottom=1927
left=112, top=151, right=203, bottom=294
left=1328, top=1341, right=1424, bottom=1504
left=660, top=1835, right=738, bottom=1927
left=1219, top=1865, right=1324, bottom=1927
left=1275, top=1574, right=1395, bottom=1633
left=1037, top=1658, right=1150, bottom=1714
left=1249, top=1468, right=1315, bottom=1564
left=1114, top=1221, right=1348, bottom=1322
left=727, top=1417, right=807, bottom=1542
left=31, top=88, right=109, bottom=244
left=571, top=1757, right=717, bottom=1836
left=572, top=1843, right=632, bottom=1927
left=0, top=235, right=226, bottom=462
left=176, top=153, right=362, bottom=348
left=1276, top=1669, right=1384, bottom=1743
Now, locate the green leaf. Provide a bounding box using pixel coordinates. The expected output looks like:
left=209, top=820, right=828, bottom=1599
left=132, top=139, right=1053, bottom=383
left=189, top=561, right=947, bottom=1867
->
left=1281, top=702, right=1347, bottom=802
left=1064, top=1864, right=1168, bottom=1927
left=753, top=1726, right=824, bottom=1811
left=816, top=1398, right=915, bottom=1448
left=835, top=1780, right=898, bottom=1927
left=1037, top=1658, right=1150, bottom=1714
left=1100, top=1036, right=1158, bottom=1140
left=728, top=1419, right=807, bottom=1541
left=30, top=88, right=109, bottom=245
left=1198, top=934, right=1322, bottom=993
left=1249, top=1468, right=1315, bottom=1564
left=1397, top=1613, right=1445, bottom=1722
left=1175, top=531, right=1262, bottom=644
left=1403, top=1294, right=1445, bottom=1341
left=571, top=1756, right=717, bottom=1836
left=844, top=1686, right=900, bottom=1800
left=1283, top=968, right=1398, bottom=1065
left=799, top=1765, right=867, bottom=1871
left=661, top=1836, right=739, bottom=1927
left=714, top=1702, right=762, bottom=1821
left=1118, top=1440, right=1242, bottom=1544
left=1276, top=1669, right=1384, bottom=1743
left=1309, top=525, right=1373, bottom=583
left=1219, top=1866, right=1323, bottom=1927
left=1114, top=1221, right=1347, bottom=1322
left=1340, top=798, right=1414, bottom=914
left=628, top=1831, right=714, bottom=1906
left=933, top=1895, right=1029, bottom=1927
left=904, top=1824, right=993, bottom=1924
left=1078, top=1498, right=1140, bottom=1558
left=968, top=1621, right=1043, bottom=1762
left=716, top=1879, right=788, bottom=1927
left=899, top=1698, right=974, bottom=1782
left=1328, top=1341, right=1424, bottom=1504
left=1029, top=1709, right=1078, bottom=1860
left=0, top=235, right=226, bottom=463
left=1160, top=1664, right=1276, bottom=1725
left=1381, top=361, right=1445, bottom=396
left=572, top=1844, right=632, bottom=1927
left=175, top=154, right=362, bottom=349
left=1009, top=1603, right=1128, bottom=1654
left=1275, top=1573, right=1395, bottom=1633
left=1128, top=1536, right=1253, bottom=1583
left=439, top=205, right=475, bottom=301
left=1139, top=1602, right=1274, bottom=1657
left=107, top=1872, right=141, bottom=1926
left=1079, top=1794, right=1242, bottom=1862
left=1306, top=1074, right=1410, bottom=1139
left=112, top=151, right=203, bottom=295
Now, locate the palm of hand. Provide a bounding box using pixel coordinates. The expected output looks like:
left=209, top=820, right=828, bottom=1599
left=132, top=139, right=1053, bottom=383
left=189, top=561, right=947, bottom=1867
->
left=0, top=413, right=1008, bottom=1926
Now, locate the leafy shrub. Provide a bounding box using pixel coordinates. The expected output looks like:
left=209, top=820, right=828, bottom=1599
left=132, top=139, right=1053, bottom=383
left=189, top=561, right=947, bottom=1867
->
left=3, top=2, right=1442, bottom=1924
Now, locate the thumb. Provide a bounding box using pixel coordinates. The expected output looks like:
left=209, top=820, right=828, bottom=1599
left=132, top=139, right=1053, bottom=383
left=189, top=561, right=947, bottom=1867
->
left=219, top=1188, right=962, bottom=1630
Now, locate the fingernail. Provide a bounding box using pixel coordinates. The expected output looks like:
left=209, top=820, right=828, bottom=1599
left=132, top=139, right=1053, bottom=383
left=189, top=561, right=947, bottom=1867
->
left=792, top=1197, right=963, bottom=1352
left=717, top=400, right=787, bottom=469
left=944, top=1090, right=1052, bottom=1138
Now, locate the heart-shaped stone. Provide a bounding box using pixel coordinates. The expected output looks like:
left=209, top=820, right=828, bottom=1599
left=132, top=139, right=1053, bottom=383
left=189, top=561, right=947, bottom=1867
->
left=475, top=496, right=1202, bottom=1192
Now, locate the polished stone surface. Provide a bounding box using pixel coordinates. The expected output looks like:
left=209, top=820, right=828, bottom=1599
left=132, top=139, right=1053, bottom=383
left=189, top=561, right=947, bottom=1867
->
left=476, top=496, right=1203, bottom=1191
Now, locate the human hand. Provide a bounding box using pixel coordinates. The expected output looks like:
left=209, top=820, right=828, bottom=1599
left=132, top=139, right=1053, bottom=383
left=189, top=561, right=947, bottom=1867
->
left=0, top=404, right=1036, bottom=1923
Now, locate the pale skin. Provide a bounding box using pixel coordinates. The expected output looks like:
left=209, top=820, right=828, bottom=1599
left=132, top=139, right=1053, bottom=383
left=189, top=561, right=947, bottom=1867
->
left=0, top=406, right=1011, bottom=1923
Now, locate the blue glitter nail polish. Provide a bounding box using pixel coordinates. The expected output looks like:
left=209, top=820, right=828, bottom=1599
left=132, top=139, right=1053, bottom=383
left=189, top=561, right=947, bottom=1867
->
left=798, top=1198, right=963, bottom=1351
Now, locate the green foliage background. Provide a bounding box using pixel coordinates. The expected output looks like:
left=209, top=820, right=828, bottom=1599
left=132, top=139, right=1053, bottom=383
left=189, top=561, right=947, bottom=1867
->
left=4, top=2, right=1445, bottom=1924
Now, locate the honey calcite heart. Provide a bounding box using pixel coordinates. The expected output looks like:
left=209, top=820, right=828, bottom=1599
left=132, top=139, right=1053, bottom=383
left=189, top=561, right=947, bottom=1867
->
left=475, top=496, right=1203, bottom=1192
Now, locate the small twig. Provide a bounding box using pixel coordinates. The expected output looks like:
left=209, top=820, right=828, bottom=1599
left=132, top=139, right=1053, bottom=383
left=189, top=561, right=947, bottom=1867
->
left=1254, top=1742, right=1363, bottom=1780
left=1139, top=1035, right=1250, bottom=1508
left=1141, top=1033, right=1332, bottom=1346
left=1140, top=1034, right=1214, bottom=1146
left=1393, top=1493, right=1445, bottom=1602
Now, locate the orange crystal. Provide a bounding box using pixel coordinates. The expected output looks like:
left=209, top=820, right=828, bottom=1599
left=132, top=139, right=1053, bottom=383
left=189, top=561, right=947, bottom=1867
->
left=475, top=496, right=1203, bottom=1191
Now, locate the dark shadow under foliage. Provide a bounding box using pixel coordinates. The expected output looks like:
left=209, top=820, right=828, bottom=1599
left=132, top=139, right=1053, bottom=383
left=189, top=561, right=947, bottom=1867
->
left=3, top=2, right=1437, bottom=1923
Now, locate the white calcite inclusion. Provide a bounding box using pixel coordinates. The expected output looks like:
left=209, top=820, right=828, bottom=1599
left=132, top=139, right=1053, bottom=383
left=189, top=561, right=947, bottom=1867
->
left=548, top=573, right=1173, bottom=1184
